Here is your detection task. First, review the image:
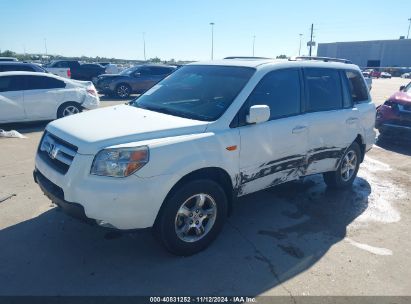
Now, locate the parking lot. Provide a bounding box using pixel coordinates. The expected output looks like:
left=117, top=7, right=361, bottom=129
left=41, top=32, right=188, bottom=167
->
left=0, top=78, right=410, bottom=297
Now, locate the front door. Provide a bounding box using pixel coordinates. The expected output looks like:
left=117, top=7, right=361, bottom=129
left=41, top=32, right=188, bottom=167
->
left=238, top=68, right=308, bottom=196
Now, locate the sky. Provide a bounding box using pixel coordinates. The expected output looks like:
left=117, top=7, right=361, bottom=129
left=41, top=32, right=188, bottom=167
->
left=1, top=0, right=410, bottom=61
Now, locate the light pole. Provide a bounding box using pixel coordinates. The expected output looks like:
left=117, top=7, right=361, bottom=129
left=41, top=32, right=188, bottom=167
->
left=252, top=35, right=256, bottom=56
left=298, top=34, right=303, bottom=56
left=407, top=18, right=411, bottom=39
left=209, top=22, right=215, bottom=60
left=44, top=38, right=48, bottom=56
left=143, top=32, right=146, bottom=61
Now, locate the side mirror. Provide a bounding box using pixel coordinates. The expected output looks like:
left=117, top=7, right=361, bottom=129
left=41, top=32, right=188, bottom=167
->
left=246, top=105, right=270, bottom=124
left=400, top=86, right=405, bottom=91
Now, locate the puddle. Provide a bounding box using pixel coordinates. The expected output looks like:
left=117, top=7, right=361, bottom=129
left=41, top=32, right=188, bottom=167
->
left=351, top=156, right=404, bottom=226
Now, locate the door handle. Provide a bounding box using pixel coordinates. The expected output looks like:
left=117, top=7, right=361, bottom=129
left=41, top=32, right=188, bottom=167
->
left=292, top=126, right=308, bottom=134
left=346, top=117, right=359, bottom=124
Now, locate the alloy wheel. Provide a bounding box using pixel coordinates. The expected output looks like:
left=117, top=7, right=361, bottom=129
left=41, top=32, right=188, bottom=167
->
left=174, top=193, right=217, bottom=243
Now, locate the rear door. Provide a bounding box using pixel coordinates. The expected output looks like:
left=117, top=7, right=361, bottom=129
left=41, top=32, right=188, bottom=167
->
left=302, top=68, right=356, bottom=175
left=238, top=68, right=308, bottom=195
left=23, top=75, right=66, bottom=119
left=0, top=75, right=26, bottom=122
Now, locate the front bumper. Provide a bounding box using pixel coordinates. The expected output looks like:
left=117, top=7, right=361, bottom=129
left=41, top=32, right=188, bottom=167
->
left=34, top=169, right=95, bottom=225
left=34, top=152, right=176, bottom=230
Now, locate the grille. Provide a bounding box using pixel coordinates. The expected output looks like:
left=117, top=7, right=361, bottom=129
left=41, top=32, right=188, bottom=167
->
left=38, top=132, right=78, bottom=174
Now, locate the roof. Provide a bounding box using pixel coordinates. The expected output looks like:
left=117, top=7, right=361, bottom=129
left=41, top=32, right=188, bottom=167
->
left=0, top=61, right=36, bottom=66
left=187, top=57, right=359, bottom=70
left=0, top=71, right=55, bottom=77
left=188, top=58, right=279, bottom=68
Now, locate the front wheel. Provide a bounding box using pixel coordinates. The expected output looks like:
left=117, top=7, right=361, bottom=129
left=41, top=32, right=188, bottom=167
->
left=323, top=142, right=361, bottom=189
left=115, top=84, right=131, bottom=99
left=154, top=180, right=228, bottom=256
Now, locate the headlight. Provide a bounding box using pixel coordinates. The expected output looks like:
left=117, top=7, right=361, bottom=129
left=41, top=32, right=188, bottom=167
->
left=90, top=146, right=149, bottom=177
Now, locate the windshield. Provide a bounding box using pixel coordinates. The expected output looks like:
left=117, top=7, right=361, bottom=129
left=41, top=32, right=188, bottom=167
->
left=404, top=82, right=411, bottom=93
left=120, top=66, right=139, bottom=75
left=131, top=65, right=255, bottom=121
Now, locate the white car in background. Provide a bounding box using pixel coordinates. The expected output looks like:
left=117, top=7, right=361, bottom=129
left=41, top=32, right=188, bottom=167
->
left=0, top=71, right=99, bottom=123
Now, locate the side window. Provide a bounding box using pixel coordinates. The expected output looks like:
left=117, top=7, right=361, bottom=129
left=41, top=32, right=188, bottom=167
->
left=246, top=69, right=301, bottom=120
left=304, top=68, right=342, bottom=112
left=345, top=70, right=369, bottom=104
left=24, top=76, right=66, bottom=90
left=0, top=76, right=25, bottom=92
left=138, top=67, right=151, bottom=76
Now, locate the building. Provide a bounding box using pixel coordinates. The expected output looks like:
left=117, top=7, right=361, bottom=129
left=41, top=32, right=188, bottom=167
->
left=317, top=39, right=411, bottom=68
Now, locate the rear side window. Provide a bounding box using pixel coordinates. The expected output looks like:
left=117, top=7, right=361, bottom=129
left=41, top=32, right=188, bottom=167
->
left=0, top=76, right=25, bottom=92
left=345, top=70, right=369, bottom=103
left=24, top=76, right=66, bottom=90
left=304, top=68, right=342, bottom=112
left=246, top=69, right=301, bottom=120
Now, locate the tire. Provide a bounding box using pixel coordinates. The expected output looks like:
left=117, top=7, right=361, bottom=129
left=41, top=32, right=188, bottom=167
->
left=115, top=83, right=131, bottom=99
left=57, top=102, right=82, bottom=119
left=323, top=142, right=361, bottom=189
left=154, top=179, right=228, bottom=256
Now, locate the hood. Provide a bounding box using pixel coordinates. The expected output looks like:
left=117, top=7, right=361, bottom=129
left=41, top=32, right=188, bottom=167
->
left=46, top=105, right=209, bottom=154
left=388, top=91, right=411, bottom=105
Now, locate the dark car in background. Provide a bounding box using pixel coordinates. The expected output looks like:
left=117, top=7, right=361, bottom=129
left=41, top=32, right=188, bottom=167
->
left=0, top=57, right=18, bottom=62
left=376, top=82, right=411, bottom=137
left=44, top=60, right=106, bottom=81
left=0, top=62, right=47, bottom=73
left=94, top=64, right=176, bottom=98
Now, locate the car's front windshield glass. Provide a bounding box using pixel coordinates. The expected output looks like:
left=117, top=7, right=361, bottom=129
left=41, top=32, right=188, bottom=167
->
left=404, top=83, right=411, bottom=92
left=131, top=65, right=255, bottom=121
left=120, top=67, right=138, bottom=76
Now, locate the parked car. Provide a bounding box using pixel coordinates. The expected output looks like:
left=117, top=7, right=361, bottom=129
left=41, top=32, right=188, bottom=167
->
left=97, top=62, right=119, bottom=74
left=95, top=64, right=176, bottom=98
left=44, top=60, right=105, bottom=81
left=0, top=57, right=18, bottom=62
left=0, top=62, right=48, bottom=73
left=401, top=73, right=411, bottom=79
left=376, top=82, right=411, bottom=136
left=380, top=72, right=392, bottom=79
left=365, top=69, right=381, bottom=78
left=362, top=71, right=370, bottom=78
left=0, top=71, right=99, bottom=123
left=33, top=57, right=375, bottom=255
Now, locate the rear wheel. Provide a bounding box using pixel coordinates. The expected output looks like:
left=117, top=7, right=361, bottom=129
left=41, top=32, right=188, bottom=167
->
left=154, top=180, right=228, bottom=256
left=323, top=142, right=361, bottom=189
left=57, top=102, right=82, bottom=118
left=115, top=83, right=131, bottom=98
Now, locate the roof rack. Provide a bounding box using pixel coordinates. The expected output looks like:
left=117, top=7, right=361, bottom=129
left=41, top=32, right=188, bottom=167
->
left=289, top=56, right=352, bottom=64
left=224, top=56, right=272, bottom=60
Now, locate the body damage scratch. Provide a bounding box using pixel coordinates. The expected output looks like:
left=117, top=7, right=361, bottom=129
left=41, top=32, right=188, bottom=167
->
left=236, top=147, right=346, bottom=196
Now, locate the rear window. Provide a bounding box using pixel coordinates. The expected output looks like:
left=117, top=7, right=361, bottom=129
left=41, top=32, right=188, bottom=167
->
left=24, top=76, right=66, bottom=90
left=345, top=70, right=369, bottom=103
left=304, top=68, right=342, bottom=112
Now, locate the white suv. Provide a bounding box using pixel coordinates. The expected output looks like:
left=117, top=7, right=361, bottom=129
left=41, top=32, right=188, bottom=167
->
left=34, top=57, right=376, bottom=255
left=0, top=71, right=99, bottom=123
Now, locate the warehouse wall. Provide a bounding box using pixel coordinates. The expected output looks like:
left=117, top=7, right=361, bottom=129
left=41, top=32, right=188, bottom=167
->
left=317, top=39, right=411, bottom=67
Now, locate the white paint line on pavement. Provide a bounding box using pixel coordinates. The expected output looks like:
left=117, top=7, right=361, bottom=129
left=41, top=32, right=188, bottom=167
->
left=345, top=238, right=392, bottom=256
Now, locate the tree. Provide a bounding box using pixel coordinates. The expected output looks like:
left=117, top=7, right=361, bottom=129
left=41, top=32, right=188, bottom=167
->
left=150, top=57, right=161, bottom=63
left=0, top=50, right=16, bottom=57
left=276, top=54, right=288, bottom=59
